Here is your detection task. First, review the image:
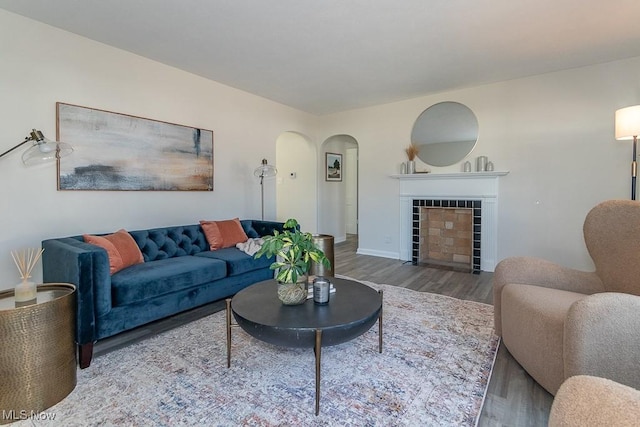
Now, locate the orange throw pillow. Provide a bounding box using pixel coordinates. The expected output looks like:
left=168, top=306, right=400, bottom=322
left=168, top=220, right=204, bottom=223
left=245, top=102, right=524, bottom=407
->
left=83, top=229, right=144, bottom=274
left=200, top=218, right=248, bottom=250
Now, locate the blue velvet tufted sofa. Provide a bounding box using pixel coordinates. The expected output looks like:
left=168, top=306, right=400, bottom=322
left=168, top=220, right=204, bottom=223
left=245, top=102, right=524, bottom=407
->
left=41, top=219, right=284, bottom=368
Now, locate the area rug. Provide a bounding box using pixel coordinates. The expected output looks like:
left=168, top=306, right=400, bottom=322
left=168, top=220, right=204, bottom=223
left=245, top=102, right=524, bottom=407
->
left=20, top=279, right=498, bottom=426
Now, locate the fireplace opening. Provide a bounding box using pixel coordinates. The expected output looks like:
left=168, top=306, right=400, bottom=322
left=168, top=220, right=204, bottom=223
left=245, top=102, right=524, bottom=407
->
left=412, top=199, right=481, bottom=273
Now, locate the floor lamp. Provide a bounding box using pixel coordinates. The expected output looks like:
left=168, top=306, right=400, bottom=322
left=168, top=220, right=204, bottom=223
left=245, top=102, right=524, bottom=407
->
left=253, top=159, right=277, bottom=220
left=615, top=106, right=640, bottom=200
left=0, top=129, right=73, bottom=165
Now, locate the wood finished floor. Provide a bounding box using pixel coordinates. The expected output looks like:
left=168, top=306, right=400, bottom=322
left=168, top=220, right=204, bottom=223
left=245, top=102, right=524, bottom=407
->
left=95, top=234, right=553, bottom=426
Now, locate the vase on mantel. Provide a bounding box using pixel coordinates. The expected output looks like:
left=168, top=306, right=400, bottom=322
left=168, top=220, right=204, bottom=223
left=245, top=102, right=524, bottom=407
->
left=406, top=160, right=416, bottom=174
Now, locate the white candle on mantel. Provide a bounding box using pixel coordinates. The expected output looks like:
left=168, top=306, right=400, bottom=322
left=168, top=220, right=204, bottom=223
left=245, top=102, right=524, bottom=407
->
left=14, top=280, right=37, bottom=302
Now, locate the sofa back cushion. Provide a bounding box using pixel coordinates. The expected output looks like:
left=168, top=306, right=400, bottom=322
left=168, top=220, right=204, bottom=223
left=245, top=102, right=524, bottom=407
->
left=240, top=220, right=260, bottom=238
left=78, top=220, right=281, bottom=264
left=129, top=225, right=209, bottom=262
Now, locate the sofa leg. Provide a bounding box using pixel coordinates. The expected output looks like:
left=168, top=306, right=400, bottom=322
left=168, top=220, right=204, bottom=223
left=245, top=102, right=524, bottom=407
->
left=78, top=342, right=94, bottom=369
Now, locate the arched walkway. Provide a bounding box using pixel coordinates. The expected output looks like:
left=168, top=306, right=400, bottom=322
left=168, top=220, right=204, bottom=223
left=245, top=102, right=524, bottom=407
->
left=318, top=134, right=359, bottom=243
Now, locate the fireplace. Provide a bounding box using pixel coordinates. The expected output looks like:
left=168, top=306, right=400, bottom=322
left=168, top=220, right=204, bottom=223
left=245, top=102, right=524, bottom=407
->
left=394, top=171, right=507, bottom=272
left=412, top=199, right=481, bottom=273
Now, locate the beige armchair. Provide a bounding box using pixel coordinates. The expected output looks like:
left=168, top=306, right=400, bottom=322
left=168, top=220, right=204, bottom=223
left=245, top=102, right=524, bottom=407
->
left=493, top=199, right=640, bottom=395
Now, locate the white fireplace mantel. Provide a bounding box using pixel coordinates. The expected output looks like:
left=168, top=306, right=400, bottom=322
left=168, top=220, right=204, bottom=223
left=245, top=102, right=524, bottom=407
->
left=392, top=171, right=509, bottom=272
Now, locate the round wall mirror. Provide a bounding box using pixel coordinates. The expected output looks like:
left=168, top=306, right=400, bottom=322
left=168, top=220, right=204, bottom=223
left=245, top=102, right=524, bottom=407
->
left=411, top=101, right=479, bottom=167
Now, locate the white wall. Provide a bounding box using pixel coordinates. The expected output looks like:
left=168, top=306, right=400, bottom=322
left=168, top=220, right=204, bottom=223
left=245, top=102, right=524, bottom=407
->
left=319, top=56, right=640, bottom=270
left=345, top=147, right=358, bottom=235
left=275, top=131, right=317, bottom=233
left=0, top=10, right=317, bottom=285
left=3, top=8, right=640, bottom=287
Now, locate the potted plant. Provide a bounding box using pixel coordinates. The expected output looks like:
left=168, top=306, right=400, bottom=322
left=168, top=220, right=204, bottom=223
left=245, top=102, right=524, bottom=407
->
left=255, top=218, right=331, bottom=305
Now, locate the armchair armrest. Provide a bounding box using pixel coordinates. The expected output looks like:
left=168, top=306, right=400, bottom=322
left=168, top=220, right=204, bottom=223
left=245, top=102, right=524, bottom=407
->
left=549, top=375, right=640, bottom=427
left=564, top=292, right=640, bottom=390
left=493, top=257, right=605, bottom=335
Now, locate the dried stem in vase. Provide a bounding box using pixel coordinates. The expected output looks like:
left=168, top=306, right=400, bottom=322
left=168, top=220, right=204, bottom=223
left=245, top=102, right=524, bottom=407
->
left=11, top=248, right=44, bottom=280
left=405, top=144, right=419, bottom=161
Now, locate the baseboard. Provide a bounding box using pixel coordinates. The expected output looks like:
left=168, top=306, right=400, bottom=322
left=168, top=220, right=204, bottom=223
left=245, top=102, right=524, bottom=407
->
left=356, top=248, right=399, bottom=259
left=354, top=248, right=494, bottom=272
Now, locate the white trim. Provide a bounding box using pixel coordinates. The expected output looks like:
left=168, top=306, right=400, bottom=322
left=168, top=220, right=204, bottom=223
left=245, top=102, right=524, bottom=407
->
left=356, top=248, right=399, bottom=259
left=391, top=171, right=509, bottom=180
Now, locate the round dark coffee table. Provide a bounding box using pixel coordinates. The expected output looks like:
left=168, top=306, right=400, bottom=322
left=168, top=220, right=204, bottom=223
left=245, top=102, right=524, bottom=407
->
left=225, top=277, right=383, bottom=415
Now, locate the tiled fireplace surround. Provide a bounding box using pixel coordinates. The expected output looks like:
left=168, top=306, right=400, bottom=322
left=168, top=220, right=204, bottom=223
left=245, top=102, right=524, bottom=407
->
left=395, top=172, right=507, bottom=272
left=413, top=199, right=481, bottom=273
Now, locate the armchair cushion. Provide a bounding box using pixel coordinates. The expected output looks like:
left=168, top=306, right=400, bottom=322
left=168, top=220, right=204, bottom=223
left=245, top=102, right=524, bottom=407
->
left=494, top=257, right=604, bottom=336
left=501, top=284, right=586, bottom=394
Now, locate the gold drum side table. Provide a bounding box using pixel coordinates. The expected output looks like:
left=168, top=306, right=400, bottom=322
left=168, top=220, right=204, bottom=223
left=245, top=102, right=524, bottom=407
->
left=0, top=283, right=76, bottom=424
left=309, top=234, right=334, bottom=278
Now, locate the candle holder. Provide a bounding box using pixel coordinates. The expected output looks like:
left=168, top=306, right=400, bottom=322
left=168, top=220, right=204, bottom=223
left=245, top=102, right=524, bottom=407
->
left=313, top=277, right=331, bottom=305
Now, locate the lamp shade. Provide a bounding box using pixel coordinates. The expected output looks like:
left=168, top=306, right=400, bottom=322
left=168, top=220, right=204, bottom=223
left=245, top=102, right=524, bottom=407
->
left=0, top=129, right=73, bottom=166
left=615, top=105, right=640, bottom=140
left=22, top=134, right=73, bottom=165
left=253, top=158, right=277, bottom=178
left=253, top=158, right=277, bottom=220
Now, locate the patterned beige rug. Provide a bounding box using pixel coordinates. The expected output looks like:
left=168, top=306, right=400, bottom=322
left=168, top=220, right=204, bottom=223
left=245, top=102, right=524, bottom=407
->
left=17, top=279, right=498, bottom=426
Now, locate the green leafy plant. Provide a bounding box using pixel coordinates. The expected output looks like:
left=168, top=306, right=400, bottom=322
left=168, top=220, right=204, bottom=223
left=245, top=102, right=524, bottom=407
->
left=255, top=218, right=331, bottom=284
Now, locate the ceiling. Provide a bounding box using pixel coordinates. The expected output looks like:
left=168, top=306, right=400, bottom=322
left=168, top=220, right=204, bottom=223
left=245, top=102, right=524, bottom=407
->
left=2, top=0, right=640, bottom=115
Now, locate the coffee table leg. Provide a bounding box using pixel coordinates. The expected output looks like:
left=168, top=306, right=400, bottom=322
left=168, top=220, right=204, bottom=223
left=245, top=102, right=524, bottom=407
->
left=314, top=329, right=322, bottom=416
left=378, top=290, right=383, bottom=353
left=226, top=298, right=232, bottom=368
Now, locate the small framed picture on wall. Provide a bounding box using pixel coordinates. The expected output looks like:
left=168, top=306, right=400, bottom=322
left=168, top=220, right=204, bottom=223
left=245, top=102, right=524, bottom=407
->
left=325, top=152, right=342, bottom=182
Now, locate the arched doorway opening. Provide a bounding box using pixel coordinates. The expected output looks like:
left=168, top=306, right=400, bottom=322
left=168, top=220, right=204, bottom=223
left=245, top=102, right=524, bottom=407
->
left=318, top=135, right=359, bottom=244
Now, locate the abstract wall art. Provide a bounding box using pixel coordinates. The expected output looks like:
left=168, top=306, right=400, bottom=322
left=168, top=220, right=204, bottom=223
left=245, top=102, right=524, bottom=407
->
left=56, top=103, right=213, bottom=191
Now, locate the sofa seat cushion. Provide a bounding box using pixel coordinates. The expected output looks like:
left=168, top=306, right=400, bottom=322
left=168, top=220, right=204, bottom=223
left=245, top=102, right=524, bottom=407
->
left=194, top=247, right=273, bottom=277
left=501, top=283, right=587, bottom=394
left=111, top=256, right=227, bottom=306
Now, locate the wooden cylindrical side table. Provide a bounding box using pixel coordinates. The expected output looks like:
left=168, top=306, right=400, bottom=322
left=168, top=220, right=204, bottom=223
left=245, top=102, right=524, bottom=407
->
left=0, top=284, right=76, bottom=424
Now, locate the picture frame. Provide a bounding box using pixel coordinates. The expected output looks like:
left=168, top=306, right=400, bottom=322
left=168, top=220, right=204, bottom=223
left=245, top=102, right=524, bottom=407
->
left=56, top=102, right=214, bottom=191
left=325, top=152, right=342, bottom=182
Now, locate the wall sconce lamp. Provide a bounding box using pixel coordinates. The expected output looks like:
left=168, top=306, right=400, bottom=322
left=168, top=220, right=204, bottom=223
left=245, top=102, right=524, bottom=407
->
left=615, top=106, right=640, bottom=200
left=253, top=158, right=278, bottom=220
left=0, top=129, right=73, bottom=166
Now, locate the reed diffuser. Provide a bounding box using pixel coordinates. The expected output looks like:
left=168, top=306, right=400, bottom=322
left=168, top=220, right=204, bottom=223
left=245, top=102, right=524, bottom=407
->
left=11, top=248, right=44, bottom=303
